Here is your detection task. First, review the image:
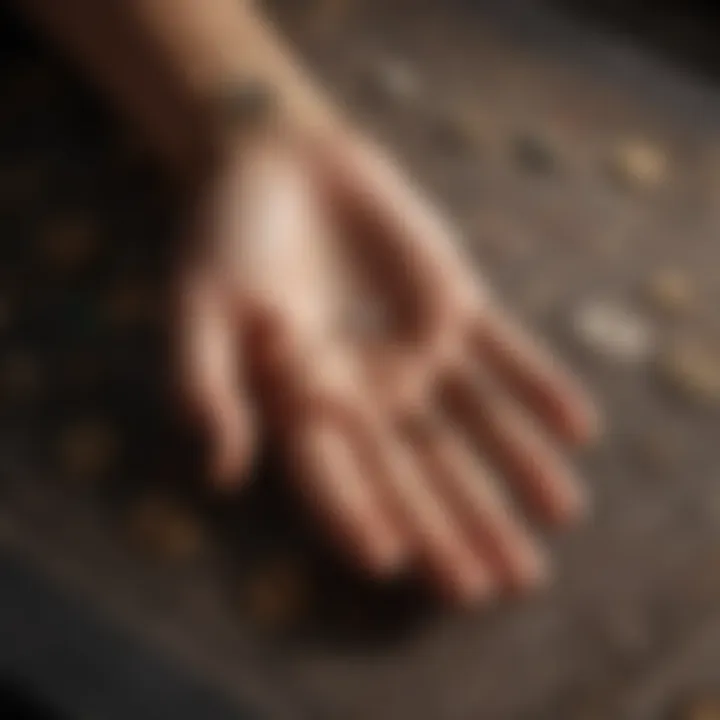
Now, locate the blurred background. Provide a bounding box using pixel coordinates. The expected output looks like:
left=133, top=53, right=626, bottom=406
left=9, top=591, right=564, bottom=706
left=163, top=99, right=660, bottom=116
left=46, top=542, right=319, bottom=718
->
left=1, top=0, right=720, bottom=718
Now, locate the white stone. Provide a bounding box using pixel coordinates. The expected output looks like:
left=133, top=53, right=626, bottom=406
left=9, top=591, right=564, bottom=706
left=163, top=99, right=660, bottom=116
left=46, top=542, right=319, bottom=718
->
left=572, top=300, right=655, bottom=364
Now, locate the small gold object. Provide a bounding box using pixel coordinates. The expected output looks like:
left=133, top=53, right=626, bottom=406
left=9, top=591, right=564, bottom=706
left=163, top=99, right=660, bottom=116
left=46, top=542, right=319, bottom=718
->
left=240, top=557, right=312, bottom=630
left=127, top=493, right=205, bottom=563
left=608, top=139, right=668, bottom=190
left=658, top=336, right=720, bottom=405
left=57, top=420, right=119, bottom=481
left=645, top=269, right=694, bottom=317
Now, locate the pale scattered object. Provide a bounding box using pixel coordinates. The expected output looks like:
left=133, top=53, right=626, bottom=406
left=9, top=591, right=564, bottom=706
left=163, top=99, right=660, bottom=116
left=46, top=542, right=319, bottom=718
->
left=644, top=268, right=694, bottom=316
left=58, top=420, right=119, bottom=480
left=368, top=57, right=420, bottom=104
left=241, top=557, right=312, bottom=629
left=41, top=213, right=97, bottom=271
left=127, top=493, right=205, bottom=562
left=572, top=300, right=655, bottom=364
left=608, top=139, right=668, bottom=190
left=2, top=352, right=42, bottom=402
left=657, top=336, right=720, bottom=406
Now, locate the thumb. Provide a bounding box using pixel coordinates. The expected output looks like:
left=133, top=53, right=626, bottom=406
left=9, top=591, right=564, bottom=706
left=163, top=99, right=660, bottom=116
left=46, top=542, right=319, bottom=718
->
left=175, top=270, right=256, bottom=488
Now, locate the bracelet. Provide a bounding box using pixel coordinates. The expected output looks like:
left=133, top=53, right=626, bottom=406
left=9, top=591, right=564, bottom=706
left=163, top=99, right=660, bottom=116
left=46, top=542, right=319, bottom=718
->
left=213, top=79, right=278, bottom=135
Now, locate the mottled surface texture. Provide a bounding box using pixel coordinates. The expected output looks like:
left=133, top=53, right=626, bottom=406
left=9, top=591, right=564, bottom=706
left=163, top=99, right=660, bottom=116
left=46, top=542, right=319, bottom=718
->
left=1, top=1, right=720, bottom=718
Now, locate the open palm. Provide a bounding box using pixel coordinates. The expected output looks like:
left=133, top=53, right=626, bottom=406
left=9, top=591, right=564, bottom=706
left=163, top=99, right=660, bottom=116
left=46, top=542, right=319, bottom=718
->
left=175, top=125, right=598, bottom=605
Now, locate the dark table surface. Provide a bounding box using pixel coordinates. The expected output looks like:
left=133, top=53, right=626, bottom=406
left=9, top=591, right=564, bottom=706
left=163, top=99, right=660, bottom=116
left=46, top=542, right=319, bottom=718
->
left=1, top=1, right=720, bottom=719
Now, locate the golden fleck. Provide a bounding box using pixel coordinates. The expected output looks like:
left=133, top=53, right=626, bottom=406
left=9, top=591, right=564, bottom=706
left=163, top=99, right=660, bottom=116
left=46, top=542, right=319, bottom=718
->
left=645, top=269, right=694, bottom=317
left=58, top=420, right=119, bottom=481
left=608, top=139, right=668, bottom=190
left=127, top=493, right=205, bottom=562
left=240, top=557, right=312, bottom=630
left=658, top=336, right=720, bottom=405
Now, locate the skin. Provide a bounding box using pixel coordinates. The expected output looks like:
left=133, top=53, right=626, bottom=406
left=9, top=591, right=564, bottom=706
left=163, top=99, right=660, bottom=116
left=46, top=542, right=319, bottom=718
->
left=15, top=0, right=600, bottom=605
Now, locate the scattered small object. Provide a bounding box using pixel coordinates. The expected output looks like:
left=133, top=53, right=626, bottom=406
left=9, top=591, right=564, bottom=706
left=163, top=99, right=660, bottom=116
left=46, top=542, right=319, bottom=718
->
left=512, top=132, right=557, bottom=175
left=572, top=300, right=655, bottom=364
left=57, top=420, right=119, bottom=481
left=367, top=57, right=420, bottom=104
left=645, top=268, right=694, bottom=317
left=2, top=352, right=42, bottom=402
left=657, top=336, right=720, bottom=406
left=40, top=213, right=98, bottom=272
left=127, top=493, right=205, bottom=563
left=241, top=556, right=312, bottom=630
left=676, top=694, right=720, bottom=720
left=607, top=139, right=668, bottom=190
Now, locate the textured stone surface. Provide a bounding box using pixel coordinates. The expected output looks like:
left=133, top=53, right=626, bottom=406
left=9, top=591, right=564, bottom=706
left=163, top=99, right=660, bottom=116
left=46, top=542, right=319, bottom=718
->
left=1, top=2, right=720, bottom=719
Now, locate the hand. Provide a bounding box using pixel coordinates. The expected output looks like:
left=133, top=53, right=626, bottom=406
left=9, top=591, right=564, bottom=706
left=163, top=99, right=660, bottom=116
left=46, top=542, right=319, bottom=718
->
left=174, top=120, right=599, bottom=605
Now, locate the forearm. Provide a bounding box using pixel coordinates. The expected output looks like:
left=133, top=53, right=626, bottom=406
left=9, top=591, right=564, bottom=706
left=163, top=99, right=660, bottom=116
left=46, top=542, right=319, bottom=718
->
left=13, top=0, right=337, bottom=174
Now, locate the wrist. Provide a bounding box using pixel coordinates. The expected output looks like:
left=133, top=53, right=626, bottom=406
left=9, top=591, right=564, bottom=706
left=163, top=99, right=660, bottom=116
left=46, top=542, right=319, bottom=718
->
left=173, top=58, right=343, bottom=189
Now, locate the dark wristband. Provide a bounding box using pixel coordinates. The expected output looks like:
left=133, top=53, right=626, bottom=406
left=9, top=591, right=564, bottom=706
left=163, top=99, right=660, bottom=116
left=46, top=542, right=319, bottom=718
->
left=213, top=78, right=278, bottom=134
